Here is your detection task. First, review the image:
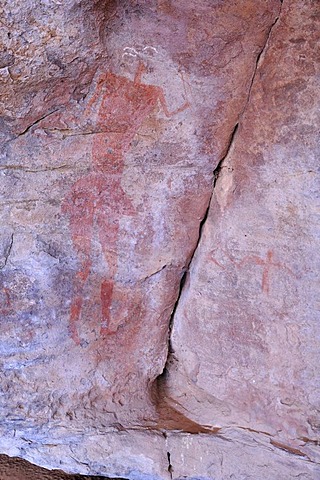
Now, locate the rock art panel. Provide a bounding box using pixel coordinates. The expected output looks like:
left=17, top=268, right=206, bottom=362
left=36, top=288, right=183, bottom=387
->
left=165, top=0, right=320, bottom=468
left=61, top=64, right=189, bottom=343
left=1, top=0, right=318, bottom=479
left=0, top=0, right=280, bottom=435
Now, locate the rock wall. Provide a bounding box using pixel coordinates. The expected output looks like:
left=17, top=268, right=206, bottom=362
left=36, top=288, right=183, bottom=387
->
left=0, top=454, right=113, bottom=480
left=0, top=0, right=319, bottom=479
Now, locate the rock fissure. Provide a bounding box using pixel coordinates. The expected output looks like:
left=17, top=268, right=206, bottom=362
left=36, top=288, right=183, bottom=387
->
left=162, top=432, right=173, bottom=480
left=242, top=2, right=283, bottom=115
left=140, top=264, right=168, bottom=283
left=1, top=233, right=13, bottom=269
left=166, top=451, right=173, bottom=480
left=154, top=0, right=286, bottom=434
left=17, top=108, right=60, bottom=137
left=159, top=121, right=241, bottom=367
left=0, top=165, right=69, bottom=173
left=42, top=129, right=121, bottom=137
left=270, top=440, right=313, bottom=461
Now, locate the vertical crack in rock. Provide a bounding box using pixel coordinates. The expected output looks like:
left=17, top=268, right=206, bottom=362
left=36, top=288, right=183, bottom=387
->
left=1, top=234, right=14, bottom=269
left=165, top=120, right=239, bottom=358
left=167, top=451, right=173, bottom=480
left=155, top=0, right=283, bottom=417
left=242, top=4, right=283, bottom=114
left=162, top=432, right=173, bottom=480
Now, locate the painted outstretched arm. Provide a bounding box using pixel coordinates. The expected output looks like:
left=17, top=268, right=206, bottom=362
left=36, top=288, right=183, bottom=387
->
left=158, top=72, right=191, bottom=117
left=158, top=90, right=190, bottom=117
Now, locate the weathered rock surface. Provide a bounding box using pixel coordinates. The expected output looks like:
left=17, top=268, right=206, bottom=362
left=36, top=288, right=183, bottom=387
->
left=0, top=453, right=114, bottom=480
left=164, top=0, right=320, bottom=473
left=0, top=0, right=319, bottom=479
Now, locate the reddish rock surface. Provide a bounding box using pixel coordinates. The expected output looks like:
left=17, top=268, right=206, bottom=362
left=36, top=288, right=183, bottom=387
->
left=0, top=0, right=319, bottom=479
left=165, top=0, right=320, bottom=474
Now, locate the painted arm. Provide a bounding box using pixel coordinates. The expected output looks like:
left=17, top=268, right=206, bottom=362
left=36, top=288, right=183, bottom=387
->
left=158, top=89, right=190, bottom=117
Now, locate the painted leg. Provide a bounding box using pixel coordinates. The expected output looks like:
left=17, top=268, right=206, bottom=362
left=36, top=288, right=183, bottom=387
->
left=97, top=211, right=120, bottom=336
left=64, top=186, right=95, bottom=343
left=100, top=279, right=115, bottom=336
left=69, top=297, right=83, bottom=345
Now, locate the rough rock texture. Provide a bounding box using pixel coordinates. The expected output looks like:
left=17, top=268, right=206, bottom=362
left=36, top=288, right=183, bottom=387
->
left=0, top=454, right=113, bottom=480
left=164, top=0, right=320, bottom=473
left=0, top=0, right=319, bottom=479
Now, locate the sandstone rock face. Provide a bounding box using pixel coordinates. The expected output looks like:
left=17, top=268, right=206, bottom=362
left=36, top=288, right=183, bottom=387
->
left=165, top=0, right=320, bottom=472
left=0, top=0, right=319, bottom=479
left=0, top=453, right=112, bottom=480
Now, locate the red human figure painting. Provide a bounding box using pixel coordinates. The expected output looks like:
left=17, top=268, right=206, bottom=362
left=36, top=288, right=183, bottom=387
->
left=62, top=62, right=189, bottom=344
left=238, top=249, right=295, bottom=294
left=209, top=248, right=295, bottom=294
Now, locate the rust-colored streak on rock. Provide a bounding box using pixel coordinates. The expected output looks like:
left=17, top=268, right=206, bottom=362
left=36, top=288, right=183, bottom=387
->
left=152, top=371, right=221, bottom=434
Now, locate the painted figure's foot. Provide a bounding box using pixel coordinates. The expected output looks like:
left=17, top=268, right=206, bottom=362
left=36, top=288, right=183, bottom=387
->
left=76, top=260, right=91, bottom=282
left=100, top=279, right=114, bottom=336
left=69, top=297, right=82, bottom=345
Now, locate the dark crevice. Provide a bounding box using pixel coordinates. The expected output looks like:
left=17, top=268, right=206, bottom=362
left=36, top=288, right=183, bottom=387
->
left=161, top=119, right=239, bottom=362
left=0, top=164, right=69, bottom=173
left=167, top=451, right=173, bottom=479
left=17, top=108, right=60, bottom=136
left=141, top=263, right=168, bottom=283
left=1, top=233, right=14, bottom=269
left=42, top=128, right=119, bottom=137
left=213, top=123, right=239, bottom=188
left=160, top=4, right=283, bottom=367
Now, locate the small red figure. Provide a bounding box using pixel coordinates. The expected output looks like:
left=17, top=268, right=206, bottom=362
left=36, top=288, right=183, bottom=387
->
left=62, top=61, right=189, bottom=344
left=238, top=249, right=295, bottom=294
left=209, top=248, right=295, bottom=295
